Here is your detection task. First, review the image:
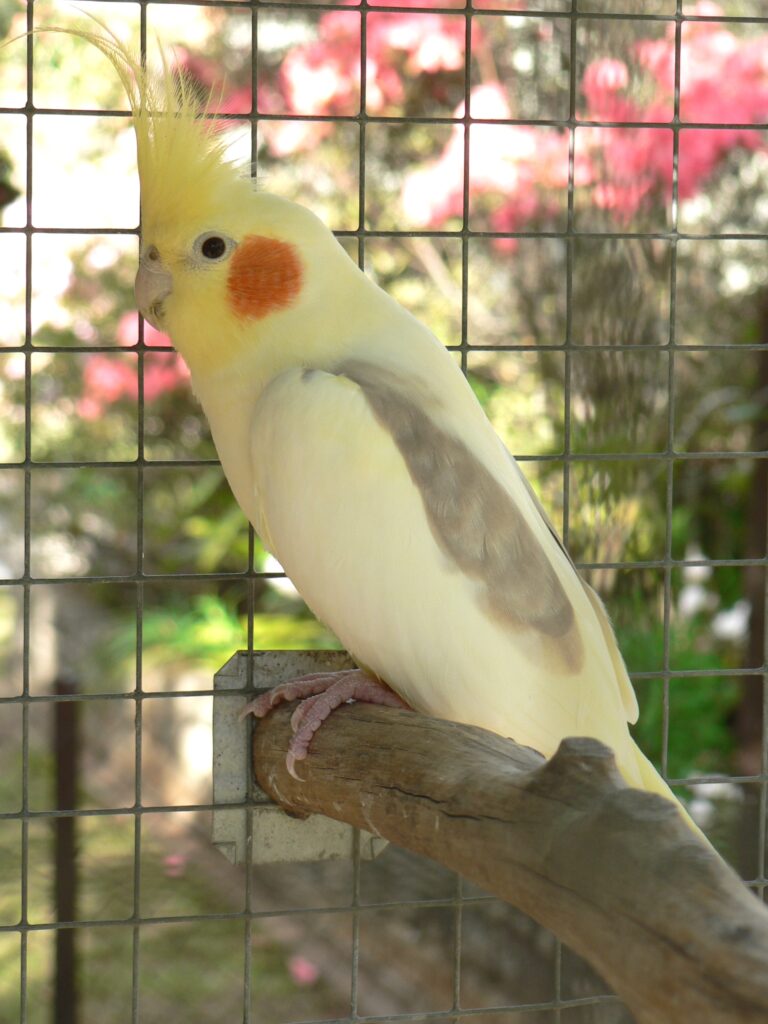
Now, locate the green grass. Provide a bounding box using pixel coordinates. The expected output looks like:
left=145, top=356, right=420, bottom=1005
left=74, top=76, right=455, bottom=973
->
left=0, top=781, right=347, bottom=1022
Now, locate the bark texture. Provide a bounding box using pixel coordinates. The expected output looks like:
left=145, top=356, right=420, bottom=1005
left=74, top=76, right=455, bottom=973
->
left=253, top=703, right=768, bottom=1024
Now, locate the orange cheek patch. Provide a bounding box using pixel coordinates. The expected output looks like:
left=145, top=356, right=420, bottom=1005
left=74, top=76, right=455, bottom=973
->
left=226, top=235, right=303, bottom=320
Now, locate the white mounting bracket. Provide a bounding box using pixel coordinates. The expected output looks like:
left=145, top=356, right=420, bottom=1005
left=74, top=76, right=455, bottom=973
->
left=212, top=649, right=389, bottom=865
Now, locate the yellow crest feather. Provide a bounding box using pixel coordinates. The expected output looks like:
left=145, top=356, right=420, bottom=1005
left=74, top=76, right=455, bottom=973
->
left=41, top=15, right=251, bottom=233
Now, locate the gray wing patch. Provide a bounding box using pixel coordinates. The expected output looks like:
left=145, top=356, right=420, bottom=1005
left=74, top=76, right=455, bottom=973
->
left=336, top=360, right=583, bottom=673
left=508, top=445, right=636, bottom=711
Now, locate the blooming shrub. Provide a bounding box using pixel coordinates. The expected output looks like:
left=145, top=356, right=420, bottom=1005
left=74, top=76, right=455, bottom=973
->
left=78, top=313, right=189, bottom=420
left=253, top=1, right=768, bottom=228
left=84, top=0, right=768, bottom=423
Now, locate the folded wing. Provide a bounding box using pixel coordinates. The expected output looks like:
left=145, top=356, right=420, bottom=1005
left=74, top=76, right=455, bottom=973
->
left=250, top=361, right=643, bottom=782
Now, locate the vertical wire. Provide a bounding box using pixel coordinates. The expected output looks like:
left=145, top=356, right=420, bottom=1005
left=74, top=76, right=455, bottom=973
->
left=349, top=8, right=369, bottom=1018
left=553, top=942, right=563, bottom=1020
left=349, top=828, right=361, bottom=1019
left=357, top=0, right=368, bottom=271
left=131, top=12, right=149, bottom=1021
left=449, top=875, right=463, bottom=1023
left=661, top=0, right=685, bottom=784
left=243, top=532, right=256, bottom=1023
left=20, top=4, right=34, bottom=1021
left=761, top=531, right=768, bottom=902
left=552, top=2, right=580, bottom=1017
left=561, top=0, right=577, bottom=553
left=243, top=6, right=260, bottom=1020
left=448, top=5, right=474, bottom=1019
left=459, top=0, right=472, bottom=378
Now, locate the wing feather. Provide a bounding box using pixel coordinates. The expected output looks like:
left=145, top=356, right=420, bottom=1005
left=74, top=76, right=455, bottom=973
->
left=249, top=363, right=641, bottom=773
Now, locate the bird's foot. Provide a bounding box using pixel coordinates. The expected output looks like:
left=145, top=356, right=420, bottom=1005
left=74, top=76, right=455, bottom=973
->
left=240, top=669, right=409, bottom=779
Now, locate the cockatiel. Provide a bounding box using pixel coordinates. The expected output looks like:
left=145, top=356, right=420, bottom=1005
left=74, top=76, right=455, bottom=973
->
left=62, top=25, right=703, bottom=836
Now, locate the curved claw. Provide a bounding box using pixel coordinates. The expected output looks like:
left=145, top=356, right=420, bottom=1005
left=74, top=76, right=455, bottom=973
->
left=241, top=669, right=411, bottom=776
left=238, top=672, right=348, bottom=721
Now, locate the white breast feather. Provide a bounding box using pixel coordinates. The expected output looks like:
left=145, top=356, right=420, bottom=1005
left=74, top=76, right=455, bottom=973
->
left=249, top=365, right=646, bottom=786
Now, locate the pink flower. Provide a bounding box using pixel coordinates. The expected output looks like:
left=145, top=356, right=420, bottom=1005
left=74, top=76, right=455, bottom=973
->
left=473, top=0, right=528, bottom=8
left=163, top=853, right=187, bottom=878
left=78, top=346, right=189, bottom=420
left=288, top=955, right=320, bottom=987
left=280, top=37, right=360, bottom=117
left=582, top=58, right=630, bottom=103
left=143, top=353, right=191, bottom=402
left=263, top=9, right=479, bottom=147
left=116, top=311, right=172, bottom=349
left=215, top=86, right=253, bottom=117
left=581, top=57, right=667, bottom=124
left=577, top=126, right=672, bottom=221
left=678, top=127, right=762, bottom=200
left=366, top=61, right=405, bottom=111
left=402, top=84, right=571, bottom=232
left=179, top=52, right=252, bottom=116
left=76, top=396, right=103, bottom=422
left=637, top=5, right=768, bottom=129
left=83, top=354, right=135, bottom=404
left=182, top=0, right=768, bottom=225
left=367, top=13, right=466, bottom=76
left=636, top=37, right=675, bottom=95
left=570, top=3, right=768, bottom=219
left=683, top=1, right=727, bottom=16
left=370, top=0, right=463, bottom=7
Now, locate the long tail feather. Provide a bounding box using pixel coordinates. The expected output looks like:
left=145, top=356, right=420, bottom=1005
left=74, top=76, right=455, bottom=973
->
left=631, top=745, right=713, bottom=849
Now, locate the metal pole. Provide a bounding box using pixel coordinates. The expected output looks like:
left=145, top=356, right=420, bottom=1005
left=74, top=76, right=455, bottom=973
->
left=53, top=677, right=79, bottom=1024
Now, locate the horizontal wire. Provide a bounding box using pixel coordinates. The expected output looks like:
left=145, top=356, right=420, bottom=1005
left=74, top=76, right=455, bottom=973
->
left=5, top=341, right=768, bottom=354
left=5, top=227, right=768, bottom=245
left=0, top=878, right=761, bottom=935
left=5, top=102, right=768, bottom=131
left=0, top=766, right=765, bottom=820
left=2, top=452, right=768, bottom=472
left=1, top=663, right=767, bottom=708
left=0, top=554, right=765, bottom=587
left=23, top=0, right=768, bottom=23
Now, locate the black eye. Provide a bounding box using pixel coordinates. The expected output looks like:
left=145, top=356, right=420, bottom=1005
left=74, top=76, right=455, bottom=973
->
left=192, top=232, right=235, bottom=265
left=201, top=235, right=227, bottom=260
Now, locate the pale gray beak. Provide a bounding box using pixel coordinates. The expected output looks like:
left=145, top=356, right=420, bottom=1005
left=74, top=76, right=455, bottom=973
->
left=135, top=251, right=173, bottom=331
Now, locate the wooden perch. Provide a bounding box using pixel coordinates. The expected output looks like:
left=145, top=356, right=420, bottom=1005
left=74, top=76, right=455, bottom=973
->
left=253, top=703, right=768, bottom=1024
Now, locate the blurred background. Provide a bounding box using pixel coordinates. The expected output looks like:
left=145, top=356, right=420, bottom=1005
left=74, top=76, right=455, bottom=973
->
left=0, top=0, right=766, bottom=1021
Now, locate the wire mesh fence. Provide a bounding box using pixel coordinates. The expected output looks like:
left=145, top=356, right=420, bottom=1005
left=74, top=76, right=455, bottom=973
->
left=0, top=0, right=767, bottom=1020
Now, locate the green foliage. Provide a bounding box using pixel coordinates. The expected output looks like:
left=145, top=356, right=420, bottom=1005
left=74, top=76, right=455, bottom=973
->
left=466, top=372, right=495, bottom=410
left=624, top=617, right=742, bottom=780
left=0, top=0, right=21, bottom=41
left=108, top=593, right=340, bottom=674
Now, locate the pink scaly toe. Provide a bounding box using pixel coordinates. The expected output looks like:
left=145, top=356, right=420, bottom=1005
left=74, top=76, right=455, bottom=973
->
left=241, top=668, right=410, bottom=780
left=288, top=671, right=409, bottom=734
left=239, top=672, right=346, bottom=720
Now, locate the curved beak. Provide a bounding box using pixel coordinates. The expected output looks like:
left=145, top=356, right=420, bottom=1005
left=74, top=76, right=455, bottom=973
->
left=135, top=259, right=173, bottom=331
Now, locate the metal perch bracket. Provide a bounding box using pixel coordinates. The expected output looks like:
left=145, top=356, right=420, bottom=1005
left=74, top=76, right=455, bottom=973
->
left=211, top=649, right=389, bottom=865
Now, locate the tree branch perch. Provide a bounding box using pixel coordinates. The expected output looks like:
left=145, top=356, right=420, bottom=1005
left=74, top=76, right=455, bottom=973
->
left=253, top=703, right=768, bottom=1024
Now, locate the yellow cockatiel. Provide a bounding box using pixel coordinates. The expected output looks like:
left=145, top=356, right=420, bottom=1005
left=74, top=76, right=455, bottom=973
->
left=68, top=27, right=701, bottom=832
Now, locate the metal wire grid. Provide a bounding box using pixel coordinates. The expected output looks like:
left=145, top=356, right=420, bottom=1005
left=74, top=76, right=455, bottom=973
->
left=0, top=0, right=766, bottom=1021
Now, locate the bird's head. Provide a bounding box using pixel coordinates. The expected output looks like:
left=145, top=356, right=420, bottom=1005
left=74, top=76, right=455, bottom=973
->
left=134, top=180, right=330, bottom=379
left=69, top=24, right=362, bottom=379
